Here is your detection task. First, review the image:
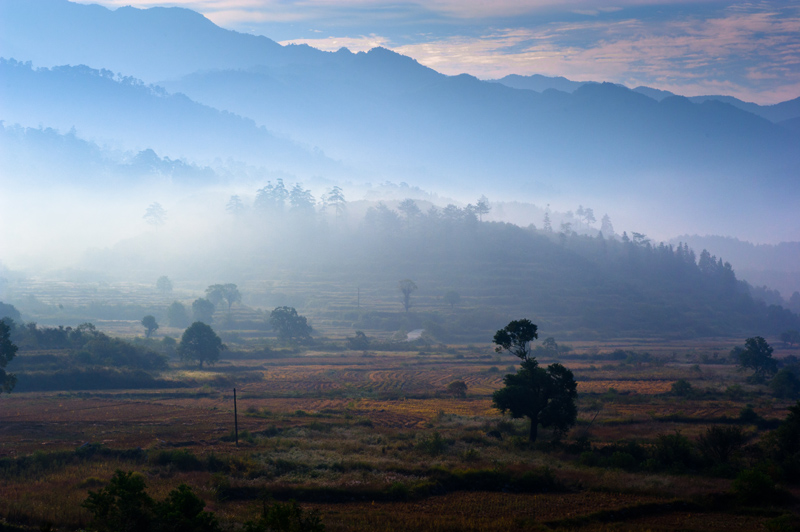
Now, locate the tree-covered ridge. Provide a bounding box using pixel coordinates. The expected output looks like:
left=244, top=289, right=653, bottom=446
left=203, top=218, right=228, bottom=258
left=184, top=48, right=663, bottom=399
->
left=201, top=191, right=800, bottom=339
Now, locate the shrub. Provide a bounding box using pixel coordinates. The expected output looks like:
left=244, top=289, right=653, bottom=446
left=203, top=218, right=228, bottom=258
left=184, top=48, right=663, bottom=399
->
left=652, top=431, right=696, bottom=471
left=696, top=426, right=746, bottom=465
left=417, top=432, right=449, bottom=456
left=671, top=379, right=693, bottom=397
left=731, top=468, right=790, bottom=506
left=244, top=499, right=324, bottom=532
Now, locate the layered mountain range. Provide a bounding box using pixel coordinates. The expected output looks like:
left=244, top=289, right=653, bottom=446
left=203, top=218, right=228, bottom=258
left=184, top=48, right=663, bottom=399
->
left=1, top=0, right=798, bottom=242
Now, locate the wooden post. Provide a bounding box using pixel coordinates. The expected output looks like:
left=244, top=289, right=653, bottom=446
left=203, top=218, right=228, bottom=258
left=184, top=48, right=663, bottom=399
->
left=234, top=388, right=238, bottom=447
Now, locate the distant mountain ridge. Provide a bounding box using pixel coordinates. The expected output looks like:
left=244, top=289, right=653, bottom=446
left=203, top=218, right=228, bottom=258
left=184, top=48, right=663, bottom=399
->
left=1, top=0, right=799, bottom=242
left=0, top=59, right=339, bottom=175
left=491, top=74, right=800, bottom=124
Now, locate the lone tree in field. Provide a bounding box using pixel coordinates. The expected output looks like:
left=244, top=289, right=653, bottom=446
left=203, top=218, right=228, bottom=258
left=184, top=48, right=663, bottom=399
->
left=491, top=319, right=577, bottom=442
left=493, top=319, right=538, bottom=360
left=1, top=320, right=18, bottom=393
left=141, top=315, right=159, bottom=338
left=178, top=322, right=225, bottom=368
left=269, top=307, right=312, bottom=343
left=734, top=336, right=777, bottom=383
left=398, top=279, right=418, bottom=313
left=443, top=290, right=461, bottom=309
left=205, top=284, right=242, bottom=311
left=156, top=276, right=173, bottom=295
left=446, top=380, right=468, bottom=398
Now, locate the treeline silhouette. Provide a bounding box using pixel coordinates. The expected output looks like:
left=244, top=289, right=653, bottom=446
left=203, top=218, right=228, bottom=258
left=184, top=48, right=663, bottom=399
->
left=213, top=191, right=799, bottom=339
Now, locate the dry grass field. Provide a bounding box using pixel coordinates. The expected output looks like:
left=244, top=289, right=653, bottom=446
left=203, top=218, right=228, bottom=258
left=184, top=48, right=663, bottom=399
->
left=2, top=338, right=800, bottom=531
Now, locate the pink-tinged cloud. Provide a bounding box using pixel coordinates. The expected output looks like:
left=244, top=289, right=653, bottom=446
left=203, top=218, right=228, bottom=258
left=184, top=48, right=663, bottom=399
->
left=74, top=1, right=800, bottom=104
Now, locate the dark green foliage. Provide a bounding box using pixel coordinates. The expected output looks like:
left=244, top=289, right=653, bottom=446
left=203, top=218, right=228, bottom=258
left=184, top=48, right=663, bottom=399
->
left=155, top=484, right=221, bottom=532
left=243, top=498, right=325, bottom=532
left=652, top=431, right=697, bottom=471
left=417, top=432, right=449, bottom=456
left=0, top=320, right=18, bottom=393
left=83, top=470, right=221, bottom=532
left=735, top=336, right=777, bottom=383
left=141, top=315, right=158, bottom=338
left=770, top=368, right=800, bottom=399
left=766, top=401, right=800, bottom=482
left=74, top=334, right=167, bottom=371
left=178, top=322, right=225, bottom=367
left=493, top=319, right=538, bottom=360
left=149, top=449, right=203, bottom=471
left=671, top=379, right=693, bottom=396
left=731, top=468, right=789, bottom=506
left=269, top=307, right=312, bottom=343
left=82, top=470, right=154, bottom=532
left=446, top=380, right=467, bottom=398
left=492, top=356, right=577, bottom=442
left=345, top=331, right=369, bottom=350
left=696, top=426, right=746, bottom=465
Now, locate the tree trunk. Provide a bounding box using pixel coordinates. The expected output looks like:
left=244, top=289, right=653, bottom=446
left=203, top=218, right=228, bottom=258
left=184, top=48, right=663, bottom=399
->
left=529, top=415, right=539, bottom=442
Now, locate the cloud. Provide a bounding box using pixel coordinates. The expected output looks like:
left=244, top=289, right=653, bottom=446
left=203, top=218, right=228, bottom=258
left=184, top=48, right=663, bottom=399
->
left=279, top=34, right=391, bottom=52
left=391, top=6, right=800, bottom=103
left=74, top=1, right=800, bottom=104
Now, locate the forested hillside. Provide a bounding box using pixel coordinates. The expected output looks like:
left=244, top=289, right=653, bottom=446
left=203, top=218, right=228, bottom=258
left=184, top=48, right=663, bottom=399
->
left=72, top=195, right=799, bottom=340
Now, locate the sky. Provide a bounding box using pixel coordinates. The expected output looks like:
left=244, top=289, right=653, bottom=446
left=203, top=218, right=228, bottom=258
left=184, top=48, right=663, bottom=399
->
left=75, top=0, right=800, bottom=105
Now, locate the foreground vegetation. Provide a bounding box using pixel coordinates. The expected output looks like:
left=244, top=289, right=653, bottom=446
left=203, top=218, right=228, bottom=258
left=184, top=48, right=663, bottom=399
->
left=2, top=329, right=800, bottom=530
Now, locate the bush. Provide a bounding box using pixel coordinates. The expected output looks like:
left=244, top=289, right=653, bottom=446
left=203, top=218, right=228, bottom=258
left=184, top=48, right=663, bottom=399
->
left=149, top=449, right=203, bottom=471
left=671, top=379, right=693, bottom=397
left=417, top=432, right=449, bottom=456
left=731, top=468, right=790, bottom=506
left=696, top=426, right=746, bottom=465
left=652, top=431, right=696, bottom=471
left=244, top=499, right=324, bottom=532
left=83, top=470, right=221, bottom=532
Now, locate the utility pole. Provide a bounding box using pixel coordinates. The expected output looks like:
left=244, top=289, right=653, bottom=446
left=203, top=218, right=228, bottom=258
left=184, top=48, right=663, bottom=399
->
left=233, top=388, right=238, bottom=447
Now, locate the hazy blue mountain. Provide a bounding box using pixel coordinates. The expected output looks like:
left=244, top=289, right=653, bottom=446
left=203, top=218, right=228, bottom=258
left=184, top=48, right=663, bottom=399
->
left=0, top=59, right=338, bottom=174
left=686, top=95, right=800, bottom=123
left=2, top=0, right=799, bottom=241
left=495, top=79, right=800, bottom=124
left=490, top=74, right=586, bottom=93
left=0, top=122, right=218, bottom=186
left=632, top=86, right=676, bottom=101
left=0, top=0, right=286, bottom=82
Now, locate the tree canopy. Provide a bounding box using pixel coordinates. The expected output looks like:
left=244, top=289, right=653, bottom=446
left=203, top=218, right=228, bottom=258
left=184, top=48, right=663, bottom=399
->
left=141, top=315, right=158, bottom=338
left=398, top=279, right=417, bottom=313
left=492, top=358, right=577, bottom=442
left=205, top=284, right=241, bottom=311
left=493, top=319, right=538, bottom=360
left=491, top=319, right=576, bottom=442
left=734, top=336, right=777, bottom=382
left=269, top=307, right=312, bottom=343
left=83, top=470, right=221, bottom=532
left=178, top=322, right=225, bottom=368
